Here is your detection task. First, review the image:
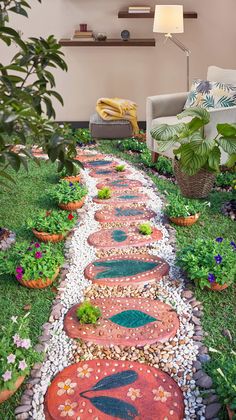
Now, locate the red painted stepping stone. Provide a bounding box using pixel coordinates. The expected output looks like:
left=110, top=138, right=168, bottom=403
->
left=95, top=206, right=156, bottom=224
left=75, top=153, right=104, bottom=162
left=89, top=168, right=131, bottom=178
left=85, top=159, right=116, bottom=169
left=44, top=360, right=184, bottom=420
left=87, top=226, right=163, bottom=249
left=84, top=254, right=169, bottom=287
left=96, top=179, right=143, bottom=190
left=64, top=297, right=179, bottom=345
left=93, top=193, right=148, bottom=205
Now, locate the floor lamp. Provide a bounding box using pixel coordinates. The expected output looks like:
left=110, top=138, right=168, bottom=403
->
left=153, top=5, right=191, bottom=91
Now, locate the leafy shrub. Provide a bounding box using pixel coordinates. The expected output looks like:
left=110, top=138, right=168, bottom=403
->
left=76, top=301, right=101, bottom=324
left=213, top=353, right=236, bottom=416
left=115, top=165, right=126, bottom=172
left=74, top=129, right=93, bottom=145
left=139, top=223, right=153, bottom=235
left=155, top=156, right=174, bottom=176
left=165, top=194, right=203, bottom=218
left=215, top=172, right=236, bottom=188
left=177, top=238, right=236, bottom=289
left=51, top=180, right=88, bottom=204
left=97, top=187, right=112, bottom=200
left=28, top=210, right=77, bottom=234
left=60, top=166, right=80, bottom=178
left=117, top=139, right=146, bottom=153
left=140, top=150, right=155, bottom=168
left=0, top=242, right=64, bottom=282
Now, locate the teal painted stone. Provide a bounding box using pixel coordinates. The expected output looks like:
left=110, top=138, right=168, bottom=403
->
left=96, top=169, right=112, bottom=175
left=115, top=208, right=144, bottom=217
left=109, top=310, right=157, bottom=328
left=94, top=259, right=159, bottom=279
left=118, top=195, right=139, bottom=200
left=89, top=160, right=113, bottom=166
left=111, top=230, right=127, bottom=242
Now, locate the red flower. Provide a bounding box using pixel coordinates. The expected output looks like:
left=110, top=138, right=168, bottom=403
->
left=68, top=214, right=74, bottom=221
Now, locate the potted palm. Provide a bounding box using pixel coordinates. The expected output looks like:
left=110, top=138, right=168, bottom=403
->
left=28, top=210, right=77, bottom=242
left=151, top=107, right=236, bottom=198
left=165, top=194, right=203, bottom=226
left=52, top=180, right=88, bottom=210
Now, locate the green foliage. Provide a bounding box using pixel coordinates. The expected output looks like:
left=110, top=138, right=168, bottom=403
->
left=151, top=107, right=236, bottom=175
left=0, top=313, right=41, bottom=392
left=75, top=128, right=93, bottom=145
left=115, top=164, right=126, bottom=172
left=0, top=241, right=64, bottom=282
left=51, top=180, right=88, bottom=204
left=155, top=156, right=174, bottom=176
left=59, top=165, right=80, bottom=178
left=213, top=353, right=236, bottom=416
left=76, top=301, right=101, bottom=324
left=28, top=210, right=77, bottom=234
left=177, top=238, right=236, bottom=289
left=140, top=150, right=155, bottom=168
left=165, top=194, right=204, bottom=218
left=138, top=223, right=153, bottom=235
left=215, top=172, right=236, bottom=188
left=97, top=187, right=112, bottom=200
left=117, top=138, right=146, bottom=153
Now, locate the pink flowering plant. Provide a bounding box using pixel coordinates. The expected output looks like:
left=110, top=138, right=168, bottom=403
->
left=28, top=210, right=77, bottom=234
left=0, top=313, right=40, bottom=391
left=0, top=241, right=64, bottom=283
left=177, top=238, right=236, bottom=289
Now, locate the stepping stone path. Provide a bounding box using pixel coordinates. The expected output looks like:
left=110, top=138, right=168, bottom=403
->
left=89, top=168, right=131, bottom=178
left=86, top=159, right=115, bottom=168
left=88, top=226, right=163, bottom=249
left=64, top=297, right=179, bottom=345
left=96, top=179, right=143, bottom=190
left=84, top=254, right=169, bottom=286
left=76, top=153, right=104, bottom=162
left=93, top=192, right=148, bottom=205
left=44, top=360, right=184, bottom=420
left=95, top=205, right=156, bottom=224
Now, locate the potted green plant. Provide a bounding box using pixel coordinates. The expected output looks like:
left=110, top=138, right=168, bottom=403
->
left=97, top=187, right=112, bottom=200
left=51, top=180, right=88, bottom=210
left=59, top=166, right=81, bottom=183
left=213, top=354, right=236, bottom=420
left=151, top=107, right=236, bottom=198
left=177, top=237, right=236, bottom=291
left=0, top=313, right=41, bottom=403
left=0, top=242, right=64, bottom=289
left=115, top=164, right=126, bottom=172
left=76, top=301, right=101, bottom=324
left=165, top=194, right=203, bottom=226
left=28, top=210, right=77, bottom=242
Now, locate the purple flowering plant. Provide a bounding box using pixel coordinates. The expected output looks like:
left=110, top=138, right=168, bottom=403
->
left=0, top=313, right=40, bottom=391
left=177, top=238, right=236, bottom=289
left=50, top=180, right=88, bottom=205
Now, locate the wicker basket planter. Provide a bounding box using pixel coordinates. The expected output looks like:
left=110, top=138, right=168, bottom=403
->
left=208, top=282, right=229, bottom=292
left=32, top=229, right=66, bottom=243
left=174, top=160, right=215, bottom=198
left=62, top=175, right=81, bottom=183
left=169, top=213, right=200, bottom=226
left=58, top=197, right=85, bottom=211
left=0, top=376, right=25, bottom=404
left=17, top=268, right=59, bottom=289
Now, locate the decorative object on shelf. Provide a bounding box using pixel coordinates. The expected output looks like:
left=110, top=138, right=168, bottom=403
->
left=96, top=33, right=107, bottom=42
left=121, top=29, right=130, bottom=41
left=153, top=5, right=191, bottom=90
left=80, top=24, right=87, bottom=32
left=128, top=6, right=151, bottom=14
left=73, top=29, right=94, bottom=41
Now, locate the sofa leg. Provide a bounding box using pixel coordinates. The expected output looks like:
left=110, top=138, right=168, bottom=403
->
left=151, top=151, right=159, bottom=163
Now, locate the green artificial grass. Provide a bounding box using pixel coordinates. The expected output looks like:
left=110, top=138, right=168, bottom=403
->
left=98, top=139, right=236, bottom=419
left=0, top=160, right=60, bottom=419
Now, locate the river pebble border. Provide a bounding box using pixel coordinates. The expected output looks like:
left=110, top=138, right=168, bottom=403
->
left=15, top=151, right=220, bottom=420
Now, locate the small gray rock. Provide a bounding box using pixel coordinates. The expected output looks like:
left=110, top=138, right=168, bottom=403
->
left=198, top=345, right=208, bottom=354
left=193, top=370, right=205, bottom=380
left=192, top=316, right=201, bottom=326
left=15, top=405, right=32, bottom=415
left=16, top=414, right=30, bottom=420
left=193, top=360, right=202, bottom=370
left=182, top=290, right=194, bottom=299
left=203, top=394, right=219, bottom=404
left=198, top=354, right=211, bottom=363
left=205, top=403, right=222, bottom=419
left=196, top=374, right=213, bottom=388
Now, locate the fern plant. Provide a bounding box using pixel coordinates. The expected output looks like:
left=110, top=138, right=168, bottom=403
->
left=151, top=107, right=236, bottom=176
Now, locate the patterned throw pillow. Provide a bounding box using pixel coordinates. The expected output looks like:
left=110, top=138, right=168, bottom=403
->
left=184, top=79, right=236, bottom=109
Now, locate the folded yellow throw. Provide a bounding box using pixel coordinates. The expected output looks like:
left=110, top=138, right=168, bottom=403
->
left=96, top=97, right=139, bottom=135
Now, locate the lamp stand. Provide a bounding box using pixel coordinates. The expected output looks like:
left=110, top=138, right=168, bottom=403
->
left=165, top=33, right=191, bottom=91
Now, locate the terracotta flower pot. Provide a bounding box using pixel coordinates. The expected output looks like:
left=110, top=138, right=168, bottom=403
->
left=209, top=282, right=229, bottom=291
left=62, top=175, right=81, bottom=183
left=58, top=197, right=85, bottom=211
left=227, top=405, right=234, bottom=420
left=0, top=376, right=25, bottom=404
left=32, top=229, right=66, bottom=243
left=17, top=268, right=60, bottom=289
left=169, top=213, right=200, bottom=226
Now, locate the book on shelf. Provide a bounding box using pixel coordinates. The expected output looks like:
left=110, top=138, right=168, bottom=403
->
left=71, top=37, right=95, bottom=41
left=74, top=31, right=93, bottom=36
left=128, top=6, right=151, bottom=10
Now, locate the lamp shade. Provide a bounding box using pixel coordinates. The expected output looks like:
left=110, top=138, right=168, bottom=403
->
left=153, top=5, right=184, bottom=34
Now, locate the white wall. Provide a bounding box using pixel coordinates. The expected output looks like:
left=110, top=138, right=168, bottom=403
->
left=1, top=0, right=236, bottom=121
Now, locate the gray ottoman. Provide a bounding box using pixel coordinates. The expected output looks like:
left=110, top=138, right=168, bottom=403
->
left=89, top=113, right=133, bottom=139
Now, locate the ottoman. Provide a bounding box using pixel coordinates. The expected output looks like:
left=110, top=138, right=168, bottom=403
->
left=89, top=113, right=133, bottom=139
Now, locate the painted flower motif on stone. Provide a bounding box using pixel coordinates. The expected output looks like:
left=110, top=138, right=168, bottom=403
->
left=152, top=386, right=171, bottom=402
left=77, top=364, right=93, bottom=378
left=57, top=379, right=77, bottom=396
left=127, top=387, right=142, bottom=401
left=58, top=399, right=77, bottom=417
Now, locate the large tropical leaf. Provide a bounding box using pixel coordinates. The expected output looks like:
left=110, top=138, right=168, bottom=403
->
left=226, top=153, right=236, bottom=167
left=151, top=123, right=185, bottom=143
left=208, top=146, right=221, bottom=172
left=218, top=137, right=236, bottom=154
left=217, top=96, right=236, bottom=108
left=188, top=132, right=215, bottom=156
left=178, top=107, right=210, bottom=124
left=176, top=144, right=207, bottom=175
left=217, top=123, right=236, bottom=137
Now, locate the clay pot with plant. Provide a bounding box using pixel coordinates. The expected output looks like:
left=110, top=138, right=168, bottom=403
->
left=151, top=107, right=236, bottom=198
left=28, top=210, right=77, bottom=242
left=52, top=180, right=88, bottom=210
left=165, top=193, right=204, bottom=226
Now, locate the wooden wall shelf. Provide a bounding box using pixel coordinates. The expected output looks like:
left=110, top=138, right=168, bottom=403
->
left=59, top=39, right=156, bottom=47
left=118, top=11, right=198, bottom=19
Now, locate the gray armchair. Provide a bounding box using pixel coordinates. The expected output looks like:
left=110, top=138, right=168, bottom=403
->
left=146, top=66, right=236, bottom=163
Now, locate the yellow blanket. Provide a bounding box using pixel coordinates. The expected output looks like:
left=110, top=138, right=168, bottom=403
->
left=96, top=97, right=139, bottom=135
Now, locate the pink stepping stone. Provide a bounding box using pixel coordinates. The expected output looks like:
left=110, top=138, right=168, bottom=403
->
left=89, top=168, right=131, bottom=178
left=88, top=226, right=163, bottom=249
left=64, top=297, right=179, bottom=346
left=84, top=254, right=169, bottom=287
left=93, top=193, right=148, bottom=205
left=44, top=359, right=184, bottom=420
left=75, top=153, right=104, bottom=163
left=95, top=206, right=156, bottom=224
left=96, top=179, right=143, bottom=190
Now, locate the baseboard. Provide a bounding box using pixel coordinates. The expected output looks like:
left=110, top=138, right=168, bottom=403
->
left=57, top=121, right=146, bottom=130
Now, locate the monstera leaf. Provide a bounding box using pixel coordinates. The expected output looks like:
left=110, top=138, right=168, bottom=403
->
left=94, top=259, right=159, bottom=279
left=109, top=310, right=157, bottom=328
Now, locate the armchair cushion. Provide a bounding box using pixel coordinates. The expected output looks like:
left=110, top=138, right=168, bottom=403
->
left=207, top=66, right=236, bottom=84
left=184, top=79, right=236, bottom=110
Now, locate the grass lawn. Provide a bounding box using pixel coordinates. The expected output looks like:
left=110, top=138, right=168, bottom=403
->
left=98, top=139, right=236, bottom=418
left=0, top=160, right=60, bottom=419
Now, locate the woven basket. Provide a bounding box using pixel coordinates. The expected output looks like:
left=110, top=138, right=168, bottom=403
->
left=0, top=376, right=25, bottom=404
left=17, top=268, right=59, bottom=289
left=58, top=197, right=85, bottom=210
left=169, top=213, right=200, bottom=226
left=32, top=229, right=66, bottom=243
left=62, top=175, right=81, bottom=183
left=174, top=160, right=215, bottom=198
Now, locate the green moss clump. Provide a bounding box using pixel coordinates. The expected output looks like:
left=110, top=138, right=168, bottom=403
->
left=76, top=301, right=101, bottom=324
left=139, top=223, right=153, bottom=235
left=115, top=165, right=126, bottom=172
left=97, top=187, right=112, bottom=199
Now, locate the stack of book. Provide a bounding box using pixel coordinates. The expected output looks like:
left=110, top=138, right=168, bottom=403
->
left=72, top=30, right=94, bottom=41
left=128, top=6, right=151, bottom=14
